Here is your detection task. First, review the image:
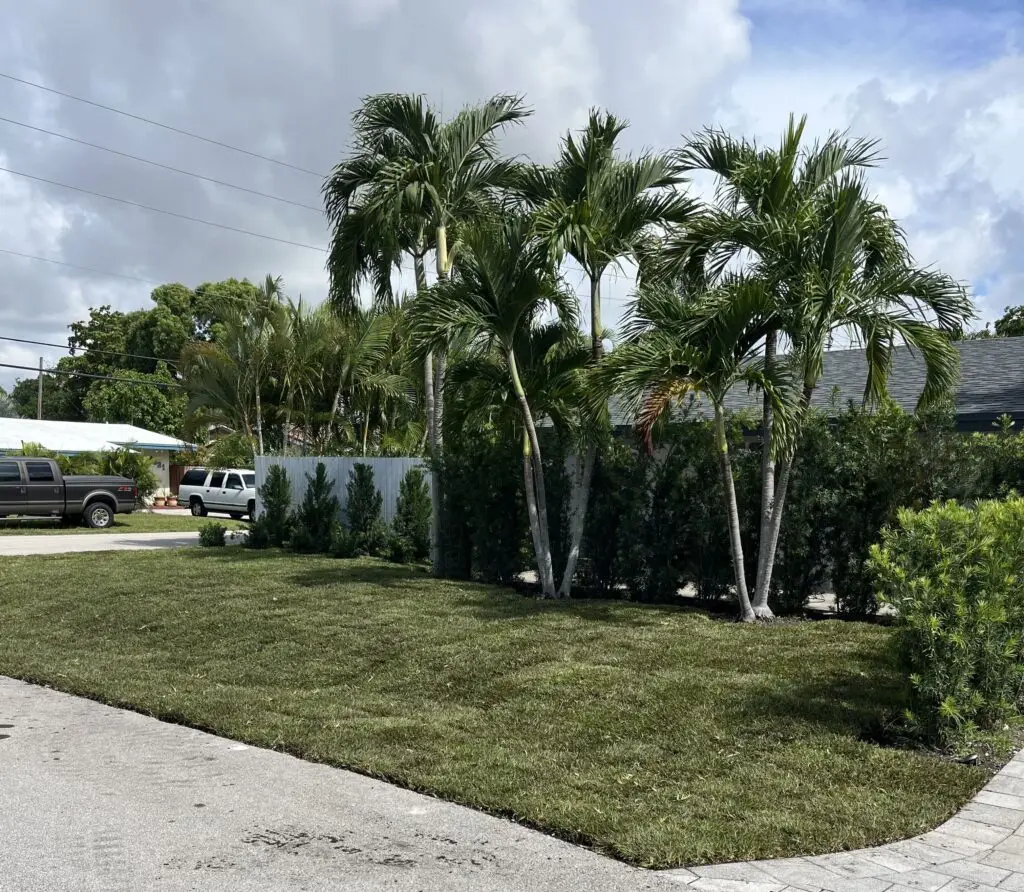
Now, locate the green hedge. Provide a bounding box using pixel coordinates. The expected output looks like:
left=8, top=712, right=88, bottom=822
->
left=870, top=497, right=1024, bottom=749
left=439, top=405, right=1024, bottom=614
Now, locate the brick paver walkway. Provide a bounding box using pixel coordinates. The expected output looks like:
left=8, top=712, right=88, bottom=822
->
left=663, top=749, right=1024, bottom=891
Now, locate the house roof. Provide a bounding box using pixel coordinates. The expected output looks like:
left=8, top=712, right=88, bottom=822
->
left=0, top=419, right=191, bottom=453
left=610, top=336, right=1024, bottom=431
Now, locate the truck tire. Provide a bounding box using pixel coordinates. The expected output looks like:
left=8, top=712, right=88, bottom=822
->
left=190, top=497, right=207, bottom=517
left=247, top=500, right=256, bottom=519
left=85, top=501, right=114, bottom=529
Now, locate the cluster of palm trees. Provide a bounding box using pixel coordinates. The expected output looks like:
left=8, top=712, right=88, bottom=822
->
left=322, top=95, right=972, bottom=617
left=186, top=96, right=968, bottom=618
left=180, top=275, right=418, bottom=457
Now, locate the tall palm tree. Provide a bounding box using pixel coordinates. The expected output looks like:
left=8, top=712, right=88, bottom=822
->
left=273, top=298, right=333, bottom=452
left=667, top=128, right=973, bottom=614
left=593, top=275, right=796, bottom=621
left=324, top=307, right=411, bottom=456
left=323, top=92, right=530, bottom=568
left=408, top=216, right=578, bottom=598
left=660, top=117, right=972, bottom=616
left=181, top=274, right=284, bottom=454
left=516, top=109, right=696, bottom=595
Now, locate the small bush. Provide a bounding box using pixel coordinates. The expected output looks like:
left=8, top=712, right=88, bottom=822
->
left=870, top=496, right=1024, bottom=750
left=250, top=465, right=292, bottom=549
left=198, top=521, right=227, bottom=547
left=329, top=522, right=355, bottom=559
left=345, top=463, right=387, bottom=556
left=290, top=462, right=339, bottom=554
left=391, top=467, right=431, bottom=562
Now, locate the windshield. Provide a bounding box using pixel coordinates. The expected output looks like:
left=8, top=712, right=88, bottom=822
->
left=243, top=474, right=256, bottom=487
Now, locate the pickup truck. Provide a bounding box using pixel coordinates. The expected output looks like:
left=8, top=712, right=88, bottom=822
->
left=0, top=457, right=137, bottom=528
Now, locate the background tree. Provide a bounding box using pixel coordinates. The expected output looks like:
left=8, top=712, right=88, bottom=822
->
left=324, top=91, right=530, bottom=569
left=82, top=364, right=185, bottom=434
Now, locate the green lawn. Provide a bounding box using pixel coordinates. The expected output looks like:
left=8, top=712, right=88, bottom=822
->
left=0, top=550, right=987, bottom=868
left=0, top=512, right=247, bottom=535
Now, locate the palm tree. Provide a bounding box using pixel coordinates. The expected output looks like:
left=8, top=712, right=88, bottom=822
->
left=666, top=124, right=973, bottom=614
left=407, top=217, right=578, bottom=598
left=593, top=275, right=796, bottom=621
left=323, top=92, right=530, bottom=569
left=324, top=307, right=411, bottom=456
left=516, top=109, right=696, bottom=595
left=273, top=298, right=333, bottom=452
left=181, top=274, right=283, bottom=454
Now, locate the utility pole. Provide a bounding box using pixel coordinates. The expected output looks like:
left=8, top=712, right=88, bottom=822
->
left=37, top=357, right=43, bottom=420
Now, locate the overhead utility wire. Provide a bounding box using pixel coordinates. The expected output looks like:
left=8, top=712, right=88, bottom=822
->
left=0, top=71, right=325, bottom=178
left=0, top=167, right=328, bottom=253
left=0, top=362, right=182, bottom=388
left=0, top=116, right=324, bottom=212
left=0, top=247, right=163, bottom=286
left=0, top=335, right=179, bottom=367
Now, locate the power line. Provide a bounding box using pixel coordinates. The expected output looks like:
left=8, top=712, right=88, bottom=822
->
left=0, top=167, right=328, bottom=253
left=0, top=71, right=324, bottom=179
left=0, top=116, right=324, bottom=212
left=0, top=247, right=163, bottom=286
left=0, top=335, right=179, bottom=367
left=0, top=362, right=182, bottom=389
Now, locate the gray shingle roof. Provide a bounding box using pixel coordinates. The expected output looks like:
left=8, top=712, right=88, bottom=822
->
left=609, top=336, right=1024, bottom=431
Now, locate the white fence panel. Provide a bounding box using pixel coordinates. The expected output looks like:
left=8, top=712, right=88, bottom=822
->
left=254, top=456, right=428, bottom=525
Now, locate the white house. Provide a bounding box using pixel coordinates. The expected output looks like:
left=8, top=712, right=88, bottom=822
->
left=0, top=419, right=192, bottom=497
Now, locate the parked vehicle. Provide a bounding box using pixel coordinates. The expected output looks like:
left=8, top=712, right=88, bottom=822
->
left=0, top=457, right=137, bottom=528
left=178, top=467, right=256, bottom=520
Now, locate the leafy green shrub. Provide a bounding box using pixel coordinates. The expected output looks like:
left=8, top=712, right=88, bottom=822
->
left=200, top=432, right=255, bottom=470
left=869, top=496, right=1024, bottom=750
left=345, top=463, right=387, bottom=556
left=329, top=522, right=355, bottom=558
left=289, top=462, right=339, bottom=554
left=101, top=447, right=159, bottom=502
left=390, top=466, right=431, bottom=562
left=198, top=521, right=227, bottom=547
left=249, top=464, right=292, bottom=549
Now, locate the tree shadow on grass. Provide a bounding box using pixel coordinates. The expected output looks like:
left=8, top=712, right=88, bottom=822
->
left=736, top=648, right=910, bottom=737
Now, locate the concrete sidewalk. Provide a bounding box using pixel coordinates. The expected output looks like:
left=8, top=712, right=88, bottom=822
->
left=0, top=678, right=682, bottom=892
left=1, top=676, right=1022, bottom=891
left=0, top=531, right=200, bottom=556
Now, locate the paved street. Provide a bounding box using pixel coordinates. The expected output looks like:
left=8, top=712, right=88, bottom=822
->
left=1, top=677, right=1022, bottom=891
left=0, top=531, right=200, bottom=556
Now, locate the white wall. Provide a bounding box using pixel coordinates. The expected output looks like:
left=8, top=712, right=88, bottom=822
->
left=254, top=456, right=429, bottom=525
left=147, top=450, right=172, bottom=496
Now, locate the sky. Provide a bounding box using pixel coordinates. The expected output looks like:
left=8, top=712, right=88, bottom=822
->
left=1, top=0, right=1022, bottom=390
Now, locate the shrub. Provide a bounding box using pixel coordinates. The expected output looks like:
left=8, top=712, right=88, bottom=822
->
left=290, top=463, right=339, bottom=554
left=249, top=465, right=292, bottom=549
left=390, top=466, right=431, bottom=562
left=869, top=496, right=1024, bottom=750
left=329, top=522, right=355, bottom=559
left=345, top=463, right=387, bottom=556
left=101, top=447, right=159, bottom=502
left=198, top=521, right=227, bottom=547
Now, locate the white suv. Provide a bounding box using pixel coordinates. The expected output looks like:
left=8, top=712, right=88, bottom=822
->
left=178, top=467, right=256, bottom=519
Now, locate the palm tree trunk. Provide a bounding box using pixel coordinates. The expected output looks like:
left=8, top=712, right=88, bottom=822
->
left=509, top=349, right=555, bottom=597
left=521, top=430, right=548, bottom=592
left=590, top=273, right=603, bottom=360
left=756, top=383, right=814, bottom=612
left=255, top=388, right=265, bottom=455
left=557, top=442, right=596, bottom=598
left=362, top=412, right=371, bottom=456
left=283, top=400, right=293, bottom=456
left=714, top=406, right=755, bottom=622
left=753, top=329, right=777, bottom=618
left=556, top=269, right=605, bottom=597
